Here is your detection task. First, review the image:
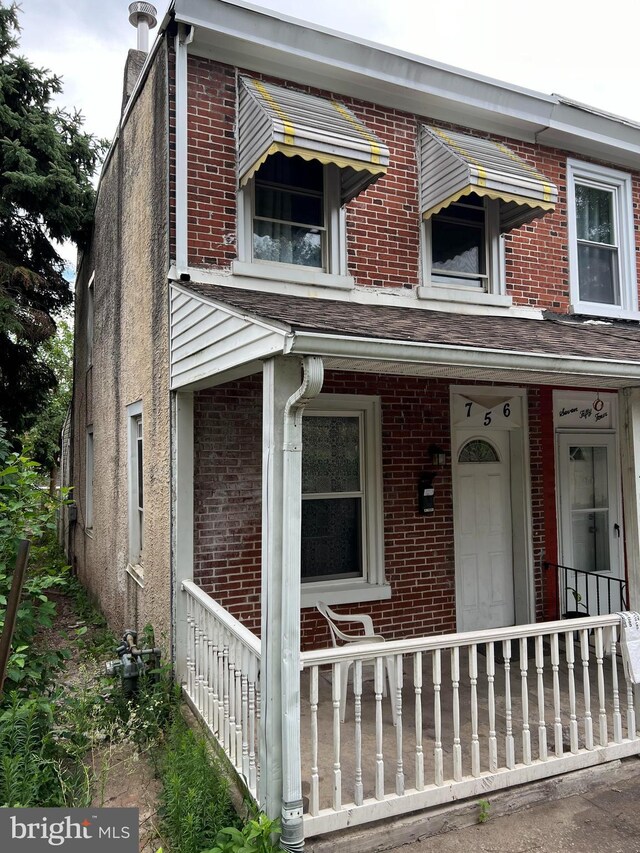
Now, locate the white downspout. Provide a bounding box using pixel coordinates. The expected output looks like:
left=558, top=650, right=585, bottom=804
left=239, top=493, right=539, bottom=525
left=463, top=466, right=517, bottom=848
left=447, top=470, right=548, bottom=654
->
left=174, top=23, right=193, bottom=276
left=280, top=356, right=324, bottom=852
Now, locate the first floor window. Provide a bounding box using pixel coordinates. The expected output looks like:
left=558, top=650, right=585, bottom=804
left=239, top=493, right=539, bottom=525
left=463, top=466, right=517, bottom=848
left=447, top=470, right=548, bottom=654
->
left=85, top=427, right=94, bottom=531
left=127, top=402, right=143, bottom=565
left=302, top=412, right=363, bottom=581
left=567, top=159, right=637, bottom=318
left=300, top=395, right=386, bottom=605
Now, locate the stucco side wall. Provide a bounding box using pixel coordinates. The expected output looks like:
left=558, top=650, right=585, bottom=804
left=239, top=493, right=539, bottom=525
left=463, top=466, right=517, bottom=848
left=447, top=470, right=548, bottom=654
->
left=72, top=44, right=171, bottom=645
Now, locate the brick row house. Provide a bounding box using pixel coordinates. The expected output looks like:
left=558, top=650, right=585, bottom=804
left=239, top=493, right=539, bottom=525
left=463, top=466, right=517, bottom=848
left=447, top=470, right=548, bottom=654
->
left=70, top=0, right=640, bottom=846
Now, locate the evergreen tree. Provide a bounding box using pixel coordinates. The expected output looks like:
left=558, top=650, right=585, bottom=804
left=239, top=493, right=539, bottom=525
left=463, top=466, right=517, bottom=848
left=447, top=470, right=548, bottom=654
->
left=0, top=2, right=105, bottom=439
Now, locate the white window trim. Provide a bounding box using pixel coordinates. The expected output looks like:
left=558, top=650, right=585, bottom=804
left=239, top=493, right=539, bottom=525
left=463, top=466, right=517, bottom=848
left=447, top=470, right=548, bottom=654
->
left=85, top=426, right=94, bottom=534
left=236, top=162, right=354, bottom=289
left=418, top=198, right=512, bottom=308
left=127, top=401, right=144, bottom=570
left=300, top=393, right=389, bottom=608
left=87, top=271, right=95, bottom=368
left=567, top=159, right=638, bottom=319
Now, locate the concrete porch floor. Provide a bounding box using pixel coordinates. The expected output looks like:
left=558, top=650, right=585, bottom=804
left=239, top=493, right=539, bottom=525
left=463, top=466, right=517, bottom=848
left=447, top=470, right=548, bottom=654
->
left=299, top=636, right=634, bottom=814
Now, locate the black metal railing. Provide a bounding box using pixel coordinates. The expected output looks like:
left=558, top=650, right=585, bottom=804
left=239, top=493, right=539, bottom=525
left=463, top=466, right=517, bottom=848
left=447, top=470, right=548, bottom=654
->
left=544, top=561, right=629, bottom=619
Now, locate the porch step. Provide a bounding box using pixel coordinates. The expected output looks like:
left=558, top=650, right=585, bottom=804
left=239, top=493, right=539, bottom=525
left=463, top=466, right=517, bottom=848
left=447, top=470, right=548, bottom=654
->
left=304, top=757, right=640, bottom=853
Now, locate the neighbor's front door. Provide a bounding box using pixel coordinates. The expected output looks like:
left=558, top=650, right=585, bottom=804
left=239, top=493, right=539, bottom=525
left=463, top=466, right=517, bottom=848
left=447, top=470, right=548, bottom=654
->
left=557, top=432, right=624, bottom=614
left=454, top=429, right=514, bottom=632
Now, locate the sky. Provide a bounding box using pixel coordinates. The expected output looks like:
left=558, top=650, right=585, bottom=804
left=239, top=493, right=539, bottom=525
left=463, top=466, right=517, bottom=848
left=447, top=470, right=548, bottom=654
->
left=16, top=0, right=640, bottom=267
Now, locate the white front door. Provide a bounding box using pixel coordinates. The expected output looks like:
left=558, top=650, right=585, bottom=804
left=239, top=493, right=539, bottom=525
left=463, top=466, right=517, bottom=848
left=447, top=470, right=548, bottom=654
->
left=557, top=433, right=624, bottom=614
left=454, top=429, right=514, bottom=632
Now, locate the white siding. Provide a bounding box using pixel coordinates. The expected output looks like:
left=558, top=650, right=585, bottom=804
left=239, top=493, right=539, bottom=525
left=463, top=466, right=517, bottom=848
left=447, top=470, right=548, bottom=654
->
left=170, top=286, right=286, bottom=389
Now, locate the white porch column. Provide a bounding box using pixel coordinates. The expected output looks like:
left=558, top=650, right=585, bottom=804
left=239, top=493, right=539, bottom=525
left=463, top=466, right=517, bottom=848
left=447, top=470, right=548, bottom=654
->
left=260, top=356, right=324, bottom=850
left=280, top=356, right=324, bottom=852
left=620, top=388, right=640, bottom=611
left=173, top=390, right=194, bottom=685
left=260, top=358, right=301, bottom=817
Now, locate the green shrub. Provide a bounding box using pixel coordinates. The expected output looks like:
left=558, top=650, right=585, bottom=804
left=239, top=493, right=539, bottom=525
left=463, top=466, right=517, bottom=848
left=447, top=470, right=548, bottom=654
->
left=158, top=715, right=238, bottom=853
left=0, top=427, right=71, bottom=694
left=203, top=813, right=281, bottom=853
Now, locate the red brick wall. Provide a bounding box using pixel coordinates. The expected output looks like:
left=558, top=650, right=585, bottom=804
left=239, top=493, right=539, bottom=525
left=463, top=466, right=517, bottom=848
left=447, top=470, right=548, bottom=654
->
left=193, top=372, right=549, bottom=649
left=186, top=58, right=237, bottom=268
left=193, top=376, right=263, bottom=633
left=179, top=57, right=640, bottom=310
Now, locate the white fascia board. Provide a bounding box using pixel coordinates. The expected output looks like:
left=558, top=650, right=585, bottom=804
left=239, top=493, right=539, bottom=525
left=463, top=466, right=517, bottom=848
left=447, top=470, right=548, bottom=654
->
left=174, top=0, right=640, bottom=159
left=175, top=0, right=553, bottom=141
left=537, top=117, right=640, bottom=170
left=286, top=331, right=640, bottom=384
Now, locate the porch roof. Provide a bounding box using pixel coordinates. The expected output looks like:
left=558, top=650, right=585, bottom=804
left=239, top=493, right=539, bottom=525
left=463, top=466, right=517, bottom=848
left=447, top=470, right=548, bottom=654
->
left=171, top=281, right=640, bottom=389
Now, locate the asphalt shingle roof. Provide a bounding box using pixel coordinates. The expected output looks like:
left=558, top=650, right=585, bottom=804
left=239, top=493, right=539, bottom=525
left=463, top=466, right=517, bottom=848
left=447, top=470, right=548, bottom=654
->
left=185, top=282, right=640, bottom=364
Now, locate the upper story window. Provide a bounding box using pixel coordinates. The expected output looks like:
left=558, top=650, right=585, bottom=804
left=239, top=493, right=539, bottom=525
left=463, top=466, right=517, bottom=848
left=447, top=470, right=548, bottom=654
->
left=87, top=271, right=95, bottom=367
left=432, top=194, right=485, bottom=285
left=253, top=153, right=327, bottom=269
left=428, top=193, right=502, bottom=292
left=567, top=159, right=637, bottom=318
left=419, top=126, right=557, bottom=307
left=235, top=76, right=389, bottom=286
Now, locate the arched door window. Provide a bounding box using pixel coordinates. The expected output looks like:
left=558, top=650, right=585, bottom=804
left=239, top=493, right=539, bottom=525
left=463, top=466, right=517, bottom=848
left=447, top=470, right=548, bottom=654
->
left=458, top=438, right=500, bottom=464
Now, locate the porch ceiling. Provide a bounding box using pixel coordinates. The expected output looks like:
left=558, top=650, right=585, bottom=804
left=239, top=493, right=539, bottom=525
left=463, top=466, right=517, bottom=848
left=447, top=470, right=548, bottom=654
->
left=319, top=357, right=634, bottom=389
left=173, top=281, right=640, bottom=389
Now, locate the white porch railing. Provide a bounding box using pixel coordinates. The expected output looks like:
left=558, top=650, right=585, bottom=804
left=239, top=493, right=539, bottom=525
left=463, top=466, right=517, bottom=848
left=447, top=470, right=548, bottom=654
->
left=182, top=580, right=261, bottom=799
left=300, top=615, right=640, bottom=836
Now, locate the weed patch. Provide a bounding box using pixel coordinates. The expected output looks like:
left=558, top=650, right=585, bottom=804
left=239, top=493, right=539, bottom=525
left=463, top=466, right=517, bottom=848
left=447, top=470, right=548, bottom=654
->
left=157, top=713, right=239, bottom=853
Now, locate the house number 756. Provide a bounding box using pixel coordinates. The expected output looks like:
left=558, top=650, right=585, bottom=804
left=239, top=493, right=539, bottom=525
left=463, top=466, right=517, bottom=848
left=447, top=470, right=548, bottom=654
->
left=464, top=401, right=511, bottom=424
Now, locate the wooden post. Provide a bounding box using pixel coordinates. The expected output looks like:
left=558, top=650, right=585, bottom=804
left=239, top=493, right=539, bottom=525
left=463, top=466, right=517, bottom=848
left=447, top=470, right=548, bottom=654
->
left=0, top=540, right=30, bottom=699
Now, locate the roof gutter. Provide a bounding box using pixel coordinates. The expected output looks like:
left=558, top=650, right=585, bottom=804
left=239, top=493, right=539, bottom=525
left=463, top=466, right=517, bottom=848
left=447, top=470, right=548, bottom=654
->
left=174, top=20, right=194, bottom=274
left=174, top=0, right=640, bottom=163
left=285, top=331, right=640, bottom=383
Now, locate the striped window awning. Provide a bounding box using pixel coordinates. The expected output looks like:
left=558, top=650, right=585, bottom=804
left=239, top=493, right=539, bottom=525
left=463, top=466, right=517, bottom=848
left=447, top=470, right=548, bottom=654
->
left=238, top=76, right=390, bottom=204
left=420, top=126, right=557, bottom=232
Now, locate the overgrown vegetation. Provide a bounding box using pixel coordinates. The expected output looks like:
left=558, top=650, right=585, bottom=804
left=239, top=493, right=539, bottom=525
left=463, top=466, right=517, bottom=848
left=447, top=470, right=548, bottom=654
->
left=0, top=424, right=70, bottom=692
left=0, top=433, right=271, bottom=851
left=0, top=693, right=89, bottom=807
left=157, top=714, right=239, bottom=853
left=203, top=813, right=281, bottom=853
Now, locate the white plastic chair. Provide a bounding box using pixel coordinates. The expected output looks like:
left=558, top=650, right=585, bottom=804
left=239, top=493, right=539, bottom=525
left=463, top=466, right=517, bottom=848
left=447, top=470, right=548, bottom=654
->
left=316, top=601, right=397, bottom=725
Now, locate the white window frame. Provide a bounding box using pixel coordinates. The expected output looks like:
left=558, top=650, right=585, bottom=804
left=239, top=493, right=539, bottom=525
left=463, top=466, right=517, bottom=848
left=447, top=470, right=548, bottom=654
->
left=418, top=197, right=512, bottom=307
left=85, top=426, right=94, bottom=533
left=87, top=271, right=95, bottom=367
left=127, top=401, right=144, bottom=569
left=234, top=162, right=353, bottom=289
left=299, top=393, right=389, bottom=608
left=567, top=159, right=638, bottom=319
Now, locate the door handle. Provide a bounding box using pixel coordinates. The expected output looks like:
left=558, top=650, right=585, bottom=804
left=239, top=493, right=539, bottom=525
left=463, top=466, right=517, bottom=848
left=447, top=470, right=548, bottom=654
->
left=614, top=523, right=620, bottom=537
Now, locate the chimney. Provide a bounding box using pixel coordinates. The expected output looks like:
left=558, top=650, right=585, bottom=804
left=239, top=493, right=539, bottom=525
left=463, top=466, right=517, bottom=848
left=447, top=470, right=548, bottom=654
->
left=128, top=2, right=158, bottom=53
